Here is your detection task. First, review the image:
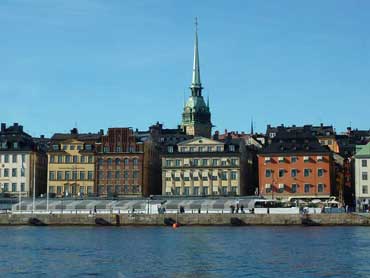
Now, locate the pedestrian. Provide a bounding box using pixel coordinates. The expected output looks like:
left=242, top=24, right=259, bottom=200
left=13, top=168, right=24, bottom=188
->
left=240, top=204, right=244, bottom=213
left=198, top=208, right=201, bottom=214
left=236, top=203, right=240, bottom=214
left=93, top=205, right=97, bottom=214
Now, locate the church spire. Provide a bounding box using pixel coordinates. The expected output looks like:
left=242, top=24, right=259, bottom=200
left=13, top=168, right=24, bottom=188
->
left=191, top=17, right=202, bottom=97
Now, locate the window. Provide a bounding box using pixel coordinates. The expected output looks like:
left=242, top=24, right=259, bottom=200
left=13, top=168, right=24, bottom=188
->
left=221, top=172, right=227, bottom=180
left=199, top=147, right=204, bottom=152
left=88, top=156, right=93, bottom=163
left=229, top=145, right=235, bottom=152
left=221, top=160, right=227, bottom=166
left=202, top=176, right=208, bottom=181
left=124, top=158, right=129, bottom=165
left=108, top=158, right=113, bottom=165
left=133, top=171, right=138, bottom=179
left=265, top=169, right=272, bottom=178
left=291, top=169, right=297, bottom=177
left=278, top=184, right=284, bottom=193
left=13, top=142, right=18, bottom=149
left=362, top=185, right=368, bottom=194
left=57, top=171, right=63, bottom=180
left=304, top=156, right=310, bottom=162
left=174, top=187, right=180, bottom=195
left=62, top=145, right=67, bottom=150
left=107, top=171, right=113, bottom=179
left=21, top=168, right=25, bottom=177
left=175, top=160, right=181, bottom=167
left=124, top=171, right=129, bottom=178
left=304, top=184, right=310, bottom=193
left=70, top=145, right=75, bottom=150
left=85, top=144, right=92, bottom=151
left=184, top=187, right=190, bottom=195
left=115, top=158, right=120, bottom=165
left=129, top=146, right=135, bottom=153
left=65, top=155, right=71, bottom=163
left=231, top=159, right=237, bottom=166
left=4, top=168, right=9, bottom=177
left=88, top=171, right=93, bottom=180
left=72, top=171, right=78, bottom=180
left=222, top=186, right=228, bottom=195
left=50, top=155, right=55, bottom=163
left=114, top=185, right=120, bottom=193
left=211, top=175, right=217, bottom=181
left=21, top=183, right=25, bottom=192
left=362, top=160, right=368, bottom=167
left=3, top=183, right=9, bottom=192
left=52, top=144, right=59, bottom=151
left=265, top=184, right=272, bottom=193
left=318, top=169, right=324, bottom=177
left=318, top=183, right=324, bottom=193
left=116, top=146, right=122, bottom=152
left=65, top=171, right=70, bottom=180
left=49, top=171, right=55, bottom=181
left=21, top=154, right=26, bottom=163
left=57, top=186, right=62, bottom=195
left=12, top=183, right=17, bottom=192
left=58, top=155, right=63, bottom=163
left=12, top=168, right=17, bottom=177
left=193, top=187, right=199, bottom=195
left=231, top=171, right=237, bottom=180
left=133, top=158, right=138, bottom=165
left=80, top=171, right=85, bottom=180
left=77, top=145, right=82, bottom=150
left=278, top=169, right=285, bottom=178
left=304, top=169, right=310, bottom=177
left=103, top=146, right=109, bottom=153
left=166, top=160, right=172, bottom=167
left=190, top=147, right=195, bottom=152
left=207, top=146, right=212, bottom=152
left=317, top=156, right=323, bottom=162
left=202, top=187, right=208, bottom=195
left=202, top=159, right=208, bottom=166
left=180, top=147, right=186, bottom=152
left=193, top=159, right=198, bottom=166
left=167, top=146, right=173, bottom=153
left=291, top=184, right=297, bottom=193
left=216, top=146, right=222, bottom=152
left=98, top=171, right=104, bottom=179
left=12, top=155, right=17, bottom=163
left=80, top=156, right=85, bottom=163
left=4, top=154, right=9, bottom=163
left=212, top=159, right=218, bottom=166
left=73, top=155, right=78, bottom=163
left=278, top=157, right=284, bottom=162
left=362, top=172, right=368, bottom=181
left=265, top=157, right=271, bottom=163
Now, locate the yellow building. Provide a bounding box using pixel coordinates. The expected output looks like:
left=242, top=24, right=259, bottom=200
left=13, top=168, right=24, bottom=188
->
left=47, top=128, right=101, bottom=197
left=162, top=137, right=250, bottom=196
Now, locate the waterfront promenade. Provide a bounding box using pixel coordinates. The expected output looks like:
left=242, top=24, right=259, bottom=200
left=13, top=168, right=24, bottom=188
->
left=1, top=212, right=370, bottom=226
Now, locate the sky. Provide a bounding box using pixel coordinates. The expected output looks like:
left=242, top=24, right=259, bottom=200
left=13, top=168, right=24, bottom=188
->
left=1, top=0, right=369, bottom=137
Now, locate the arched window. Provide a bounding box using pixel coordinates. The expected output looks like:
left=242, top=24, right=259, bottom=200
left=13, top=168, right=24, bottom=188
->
left=108, top=158, right=113, bottom=165
left=124, top=158, right=129, bottom=165
left=133, top=158, right=138, bottom=165
left=115, top=158, right=120, bottom=165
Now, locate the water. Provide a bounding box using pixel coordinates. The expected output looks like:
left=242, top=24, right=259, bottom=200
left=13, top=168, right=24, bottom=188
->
left=1, top=226, right=370, bottom=278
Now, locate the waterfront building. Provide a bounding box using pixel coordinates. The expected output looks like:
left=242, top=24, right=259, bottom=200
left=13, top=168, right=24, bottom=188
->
left=0, top=123, right=47, bottom=197
left=95, top=128, right=144, bottom=197
left=135, top=122, right=192, bottom=196
left=354, top=142, right=370, bottom=207
left=162, top=136, right=254, bottom=196
left=258, top=130, right=335, bottom=199
left=181, top=20, right=212, bottom=138
left=47, top=128, right=101, bottom=197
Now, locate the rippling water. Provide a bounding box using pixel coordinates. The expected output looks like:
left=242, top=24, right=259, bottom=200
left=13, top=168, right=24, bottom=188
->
left=1, top=226, right=370, bottom=277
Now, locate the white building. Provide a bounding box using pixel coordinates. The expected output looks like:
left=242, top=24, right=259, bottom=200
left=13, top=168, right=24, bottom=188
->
left=355, top=142, right=370, bottom=208
left=0, top=123, right=47, bottom=197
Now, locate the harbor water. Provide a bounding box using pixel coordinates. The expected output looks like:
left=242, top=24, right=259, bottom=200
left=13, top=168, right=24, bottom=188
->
left=1, top=226, right=370, bottom=277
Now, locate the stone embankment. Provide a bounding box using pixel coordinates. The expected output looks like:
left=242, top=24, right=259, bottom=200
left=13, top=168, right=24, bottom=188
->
left=1, top=213, right=370, bottom=226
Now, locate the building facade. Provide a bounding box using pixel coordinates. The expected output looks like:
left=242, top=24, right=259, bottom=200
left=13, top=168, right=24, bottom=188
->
left=47, top=128, right=101, bottom=197
left=162, top=137, right=251, bottom=196
left=354, top=143, right=370, bottom=206
left=258, top=131, right=334, bottom=199
left=95, top=128, right=144, bottom=197
left=181, top=22, right=212, bottom=138
left=0, top=123, right=47, bottom=197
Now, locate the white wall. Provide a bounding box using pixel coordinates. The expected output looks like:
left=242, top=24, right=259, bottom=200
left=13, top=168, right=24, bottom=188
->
left=355, top=158, right=370, bottom=200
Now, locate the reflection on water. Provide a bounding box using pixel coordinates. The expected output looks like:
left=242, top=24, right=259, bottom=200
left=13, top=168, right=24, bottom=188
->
left=1, top=226, right=370, bottom=277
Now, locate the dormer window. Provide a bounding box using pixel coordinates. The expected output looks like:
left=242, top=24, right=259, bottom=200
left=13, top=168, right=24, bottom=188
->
left=13, top=142, right=18, bottom=149
left=167, top=146, right=174, bottom=153
left=52, top=144, right=59, bottom=151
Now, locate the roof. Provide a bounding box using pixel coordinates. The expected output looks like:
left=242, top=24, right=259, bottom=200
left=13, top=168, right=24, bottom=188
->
left=355, top=143, right=370, bottom=158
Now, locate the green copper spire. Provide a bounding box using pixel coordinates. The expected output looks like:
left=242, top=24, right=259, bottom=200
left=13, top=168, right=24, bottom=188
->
left=191, top=17, right=202, bottom=97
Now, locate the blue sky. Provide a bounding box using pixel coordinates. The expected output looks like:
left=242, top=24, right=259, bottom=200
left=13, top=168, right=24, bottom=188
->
left=1, top=0, right=369, bottom=137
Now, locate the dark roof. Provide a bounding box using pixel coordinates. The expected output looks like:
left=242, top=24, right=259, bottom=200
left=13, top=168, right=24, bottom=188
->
left=0, top=123, right=38, bottom=152
left=51, top=128, right=101, bottom=142
left=259, top=133, right=330, bottom=155
left=266, top=124, right=335, bottom=138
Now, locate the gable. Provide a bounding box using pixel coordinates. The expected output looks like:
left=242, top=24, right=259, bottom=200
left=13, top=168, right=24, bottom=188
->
left=178, top=137, right=222, bottom=146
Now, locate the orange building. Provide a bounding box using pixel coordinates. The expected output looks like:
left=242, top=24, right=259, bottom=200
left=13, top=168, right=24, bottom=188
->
left=258, top=132, right=335, bottom=200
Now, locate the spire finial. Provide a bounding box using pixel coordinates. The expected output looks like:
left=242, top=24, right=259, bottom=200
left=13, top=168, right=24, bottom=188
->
left=195, top=17, right=198, bottom=32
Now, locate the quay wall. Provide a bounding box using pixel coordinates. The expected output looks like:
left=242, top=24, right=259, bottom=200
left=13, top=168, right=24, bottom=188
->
left=1, top=213, right=370, bottom=226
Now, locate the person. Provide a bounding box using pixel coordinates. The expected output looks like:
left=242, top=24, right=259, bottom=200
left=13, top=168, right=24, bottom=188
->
left=236, top=203, right=240, bottom=214
left=198, top=208, right=201, bottom=214
left=230, top=205, right=235, bottom=214
left=93, top=205, right=97, bottom=214
left=240, top=204, right=244, bottom=213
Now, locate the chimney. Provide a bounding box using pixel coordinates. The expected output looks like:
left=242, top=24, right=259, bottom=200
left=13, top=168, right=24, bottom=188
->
left=14, top=122, right=19, bottom=128
left=70, top=128, right=78, bottom=135
left=1, top=123, right=6, bottom=132
left=19, top=125, right=23, bottom=132
left=213, top=131, right=219, bottom=140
